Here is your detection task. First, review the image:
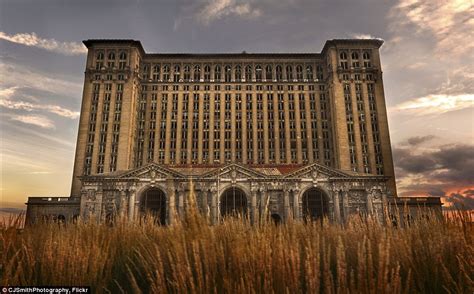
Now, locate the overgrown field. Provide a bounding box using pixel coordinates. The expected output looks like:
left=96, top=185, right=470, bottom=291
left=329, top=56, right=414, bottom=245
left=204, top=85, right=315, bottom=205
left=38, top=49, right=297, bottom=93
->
left=1, top=211, right=472, bottom=293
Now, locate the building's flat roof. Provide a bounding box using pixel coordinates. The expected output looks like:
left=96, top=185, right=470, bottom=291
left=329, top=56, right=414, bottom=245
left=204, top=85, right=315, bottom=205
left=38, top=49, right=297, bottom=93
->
left=82, top=38, right=384, bottom=57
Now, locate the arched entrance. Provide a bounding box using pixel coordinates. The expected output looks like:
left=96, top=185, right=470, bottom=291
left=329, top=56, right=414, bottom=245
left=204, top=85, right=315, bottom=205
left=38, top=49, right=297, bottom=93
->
left=140, top=188, right=167, bottom=225
left=220, top=187, right=248, bottom=218
left=271, top=213, right=282, bottom=225
left=302, top=188, right=329, bottom=221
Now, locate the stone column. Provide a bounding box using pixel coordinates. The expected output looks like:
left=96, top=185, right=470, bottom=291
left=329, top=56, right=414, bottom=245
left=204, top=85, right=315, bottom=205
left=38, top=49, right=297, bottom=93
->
left=367, top=190, right=374, bottom=216
left=178, top=189, right=184, bottom=218
left=134, top=200, right=139, bottom=221
left=168, top=188, right=176, bottom=224
left=382, top=190, right=388, bottom=220
left=343, top=191, right=349, bottom=219
left=284, top=189, right=290, bottom=220
left=338, top=190, right=345, bottom=222
left=293, top=189, right=299, bottom=220
left=251, top=189, right=258, bottom=224
left=206, top=190, right=212, bottom=219
left=94, top=189, right=103, bottom=222
left=128, top=190, right=135, bottom=221
left=211, top=188, right=218, bottom=224
left=119, top=190, right=127, bottom=218
left=79, top=189, right=88, bottom=219
left=333, top=190, right=341, bottom=223
left=259, top=188, right=268, bottom=220
left=201, top=190, right=208, bottom=214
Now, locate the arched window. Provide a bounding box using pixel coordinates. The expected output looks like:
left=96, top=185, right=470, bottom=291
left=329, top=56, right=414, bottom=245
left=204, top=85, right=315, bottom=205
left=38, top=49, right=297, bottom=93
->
left=276, top=65, right=283, bottom=81
left=204, top=64, right=211, bottom=81
left=296, top=65, right=303, bottom=81
left=306, top=65, right=313, bottom=80
left=351, top=52, right=360, bottom=68
left=339, top=52, right=348, bottom=69
left=163, top=65, right=170, bottom=81
left=173, top=64, right=180, bottom=82
left=153, top=65, right=160, bottom=80
left=183, top=65, right=191, bottom=81
left=96, top=52, right=104, bottom=70
left=255, top=64, right=262, bottom=82
left=140, top=188, right=167, bottom=225
left=235, top=65, right=242, bottom=82
left=302, top=188, right=328, bottom=221
left=316, top=64, right=323, bottom=80
left=265, top=65, right=273, bottom=80
left=214, top=65, right=221, bottom=81
left=118, top=52, right=127, bottom=69
left=363, top=51, right=371, bottom=68
left=224, top=65, right=232, bottom=82
left=194, top=65, right=201, bottom=81
left=245, top=65, right=252, bottom=81
left=220, top=187, right=248, bottom=218
left=107, top=51, right=115, bottom=68
left=286, top=65, right=293, bottom=80
left=142, top=64, right=149, bottom=80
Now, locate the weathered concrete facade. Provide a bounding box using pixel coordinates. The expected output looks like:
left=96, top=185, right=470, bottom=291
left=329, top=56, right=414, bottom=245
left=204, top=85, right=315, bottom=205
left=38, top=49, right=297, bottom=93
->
left=25, top=38, right=441, bottom=225
left=28, top=163, right=393, bottom=224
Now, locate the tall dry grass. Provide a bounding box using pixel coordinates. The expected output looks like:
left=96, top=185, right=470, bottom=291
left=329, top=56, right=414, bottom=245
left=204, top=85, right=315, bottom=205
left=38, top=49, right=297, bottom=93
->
left=1, top=209, right=472, bottom=293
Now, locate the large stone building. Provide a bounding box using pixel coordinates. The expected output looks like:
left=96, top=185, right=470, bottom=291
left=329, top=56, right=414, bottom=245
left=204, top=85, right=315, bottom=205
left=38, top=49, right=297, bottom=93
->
left=25, top=39, right=441, bottom=225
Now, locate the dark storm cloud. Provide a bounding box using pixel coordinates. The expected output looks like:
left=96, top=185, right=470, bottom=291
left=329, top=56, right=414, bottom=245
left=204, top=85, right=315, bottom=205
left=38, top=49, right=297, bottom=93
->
left=406, top=135, right=436, bottom=146
left=444, top=189, right=474, bottom=211
left=394, top=140, right=474, bottom=203
left=393, top=147, right=437, bottom=174
left=397, top=183, right=447, bottom=198
left=394, top=143, right=474, bottom=185
left=431, top=145, right=474, bottom=182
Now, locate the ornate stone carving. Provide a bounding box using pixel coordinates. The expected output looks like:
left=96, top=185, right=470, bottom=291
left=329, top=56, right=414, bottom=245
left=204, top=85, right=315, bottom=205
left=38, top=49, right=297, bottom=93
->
left=86, top=190, right=96, bottom=201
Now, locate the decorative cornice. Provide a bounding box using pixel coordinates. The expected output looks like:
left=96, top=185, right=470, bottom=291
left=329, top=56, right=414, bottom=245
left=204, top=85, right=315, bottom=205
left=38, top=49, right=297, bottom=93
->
left=83, top=38, right=383, bottom=59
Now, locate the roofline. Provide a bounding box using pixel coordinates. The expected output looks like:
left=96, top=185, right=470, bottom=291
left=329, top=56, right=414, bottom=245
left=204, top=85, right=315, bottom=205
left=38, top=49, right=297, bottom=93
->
left=321, top=38, right=384, bottom=54
left=145, top=53, right=322, bottom=59
left=83, top=39, right=146, bottom=55
left=82, top=38, right=384, bottom=57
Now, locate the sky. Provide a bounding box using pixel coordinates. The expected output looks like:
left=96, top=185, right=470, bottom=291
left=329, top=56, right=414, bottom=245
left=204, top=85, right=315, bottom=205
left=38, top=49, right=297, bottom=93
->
left=0, top=0, right=473, bottom=212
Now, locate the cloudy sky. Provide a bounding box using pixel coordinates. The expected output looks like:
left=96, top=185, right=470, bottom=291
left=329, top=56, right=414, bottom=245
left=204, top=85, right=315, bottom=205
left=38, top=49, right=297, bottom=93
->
left=0, top=0, right=473, bottom=210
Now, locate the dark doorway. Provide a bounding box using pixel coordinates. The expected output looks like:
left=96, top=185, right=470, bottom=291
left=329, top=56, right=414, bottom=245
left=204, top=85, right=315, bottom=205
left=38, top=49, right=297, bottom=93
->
left=220, top=187, right=248, bottom=218
left=57, top=215, right=66, bottom=224
left=271, top=213, right=282, bottom=225
left=141, top=188, right=167, bottom=225
left=302, top=188, right=328, bottom=221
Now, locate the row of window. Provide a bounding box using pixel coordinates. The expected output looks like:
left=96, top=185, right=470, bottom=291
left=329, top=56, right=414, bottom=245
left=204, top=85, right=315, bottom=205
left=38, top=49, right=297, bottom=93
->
left=133, top=91, right=333, bottom=166
left=344, top=83, right=358, bottom=171
left=142, top=84, right=323, bottom=92
left=355, top=83, right=371, bottom=174
left=95, top=50, right=128, bottom=70
left=84, top=84, right=123, bottom=175
left=367, top=84, right=384, bottom=175
left=339, top=50, right=372, bottom=69
left=141, top=64, right=325, bottom=82
left=343, top=82, right=384, bottom=175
